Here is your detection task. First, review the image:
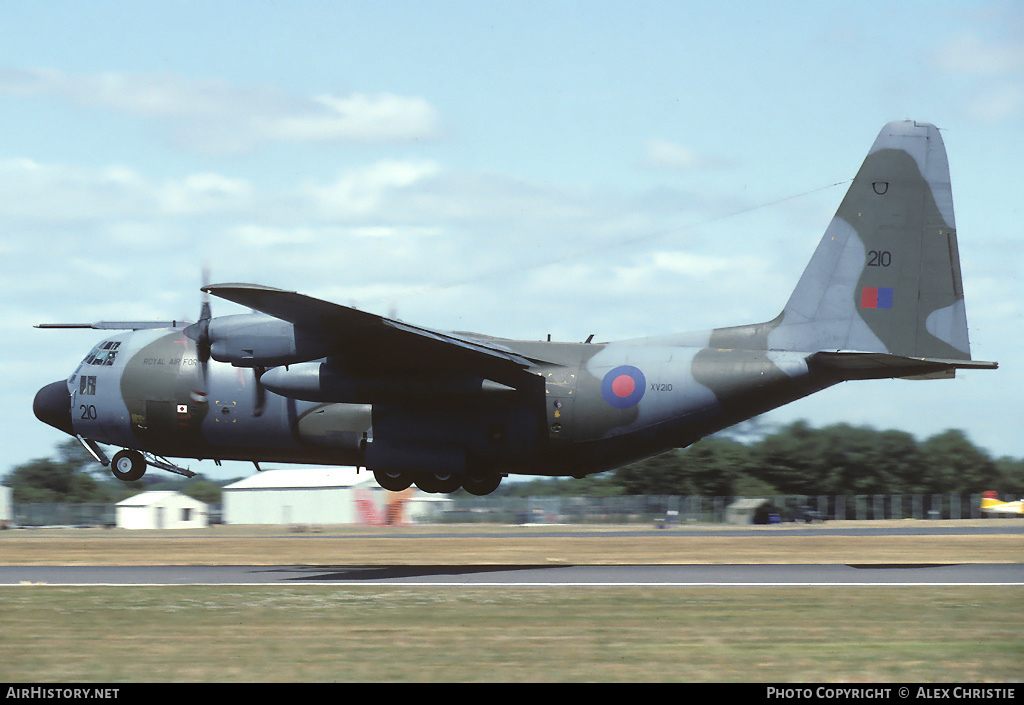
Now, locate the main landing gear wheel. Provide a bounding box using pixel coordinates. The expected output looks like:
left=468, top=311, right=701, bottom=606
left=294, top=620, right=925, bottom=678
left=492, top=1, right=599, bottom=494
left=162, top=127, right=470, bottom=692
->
left=415, top=472, right=462, bottom=494
left=462, top=471, right=502, bottom=496
left=373, top=469, right=413, bottom=492
left=110, top=449, right=147, bottom=482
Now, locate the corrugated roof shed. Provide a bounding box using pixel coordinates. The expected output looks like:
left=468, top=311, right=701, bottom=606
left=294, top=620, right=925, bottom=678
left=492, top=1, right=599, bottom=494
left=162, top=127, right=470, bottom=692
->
left=224, top=467, right=376, bottom=490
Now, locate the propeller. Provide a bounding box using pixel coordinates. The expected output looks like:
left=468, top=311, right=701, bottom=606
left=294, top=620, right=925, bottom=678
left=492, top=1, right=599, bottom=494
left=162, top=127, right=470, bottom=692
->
left=253, top=366, right=267, bottom=417
left=184, top=270, right=268, bottom=417
left=184, top=269, right=212, bottom=404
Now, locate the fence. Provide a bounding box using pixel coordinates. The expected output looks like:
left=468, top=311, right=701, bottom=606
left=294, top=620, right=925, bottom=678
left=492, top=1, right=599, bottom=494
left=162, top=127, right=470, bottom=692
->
left=442, top=493, right=1001, bottom=524
left=11, top=503, right=115, bottom=527
left=7, top=493, right=1009, bottom=526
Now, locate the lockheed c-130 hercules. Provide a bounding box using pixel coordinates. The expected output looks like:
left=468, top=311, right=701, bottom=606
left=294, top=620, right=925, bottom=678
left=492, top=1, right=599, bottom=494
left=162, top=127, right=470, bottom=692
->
left=34, top=121, right=997, bottom=495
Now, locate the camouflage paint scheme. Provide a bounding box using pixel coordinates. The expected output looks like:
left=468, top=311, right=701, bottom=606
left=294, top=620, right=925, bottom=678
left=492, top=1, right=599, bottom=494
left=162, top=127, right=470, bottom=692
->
left=34, top=121, right=996, bottom=495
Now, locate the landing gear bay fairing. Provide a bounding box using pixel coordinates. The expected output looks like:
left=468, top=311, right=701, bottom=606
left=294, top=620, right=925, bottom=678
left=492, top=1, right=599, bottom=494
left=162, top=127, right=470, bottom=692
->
left=34, top=121, right=997, bottom=495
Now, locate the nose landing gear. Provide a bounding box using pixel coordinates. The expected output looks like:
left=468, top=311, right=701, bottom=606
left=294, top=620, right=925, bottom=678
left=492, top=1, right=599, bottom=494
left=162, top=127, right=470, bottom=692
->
left=107, top=448, right=197, bottom=481
left=111, top=449, right=146, bottom=482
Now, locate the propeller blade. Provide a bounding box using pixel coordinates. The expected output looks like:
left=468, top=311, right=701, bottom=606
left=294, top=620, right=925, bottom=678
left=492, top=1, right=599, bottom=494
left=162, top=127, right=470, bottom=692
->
left=185, top=270, right=213, bottom=404
left=253, top=366, right=266, bottom=417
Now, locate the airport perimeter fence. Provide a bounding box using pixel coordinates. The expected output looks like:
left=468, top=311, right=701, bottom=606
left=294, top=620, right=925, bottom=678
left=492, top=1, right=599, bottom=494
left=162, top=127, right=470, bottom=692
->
left=4, top=494, right=1011, bottom=527
left=441, top=493, right=1004, bottom=525
left=10, top=502, right=115, bottom=528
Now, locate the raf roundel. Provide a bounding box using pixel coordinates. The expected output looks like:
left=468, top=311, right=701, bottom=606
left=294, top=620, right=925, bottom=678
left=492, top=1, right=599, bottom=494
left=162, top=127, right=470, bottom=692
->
left=601, top=365, right=646, bottom=409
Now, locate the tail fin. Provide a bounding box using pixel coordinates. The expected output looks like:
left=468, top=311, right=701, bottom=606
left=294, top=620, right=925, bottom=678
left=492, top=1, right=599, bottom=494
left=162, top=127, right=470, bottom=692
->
left=770, top=121, right=986, bottom=370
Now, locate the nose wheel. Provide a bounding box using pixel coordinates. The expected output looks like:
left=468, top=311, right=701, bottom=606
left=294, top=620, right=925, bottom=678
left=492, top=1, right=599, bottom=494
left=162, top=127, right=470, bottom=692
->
left=110, top=449, right=147, bottom=482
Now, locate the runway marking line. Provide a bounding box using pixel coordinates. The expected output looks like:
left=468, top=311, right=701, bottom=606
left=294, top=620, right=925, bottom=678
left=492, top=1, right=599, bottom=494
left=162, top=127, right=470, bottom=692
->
left=2, top=582, right=1021, bottom=588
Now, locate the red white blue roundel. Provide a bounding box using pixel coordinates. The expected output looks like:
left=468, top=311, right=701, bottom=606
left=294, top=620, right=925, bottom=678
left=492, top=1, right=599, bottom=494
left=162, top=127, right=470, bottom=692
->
left=601, top=365, right=646, bottom=409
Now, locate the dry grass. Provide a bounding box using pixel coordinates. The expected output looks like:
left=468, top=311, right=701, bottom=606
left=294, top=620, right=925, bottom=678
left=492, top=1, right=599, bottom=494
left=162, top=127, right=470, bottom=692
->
left=0, top=520, right=1019, bottom=566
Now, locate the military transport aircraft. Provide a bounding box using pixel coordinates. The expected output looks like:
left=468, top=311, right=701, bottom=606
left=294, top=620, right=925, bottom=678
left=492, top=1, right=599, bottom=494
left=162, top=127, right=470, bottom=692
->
left=33, top=121, right=997, bottom=495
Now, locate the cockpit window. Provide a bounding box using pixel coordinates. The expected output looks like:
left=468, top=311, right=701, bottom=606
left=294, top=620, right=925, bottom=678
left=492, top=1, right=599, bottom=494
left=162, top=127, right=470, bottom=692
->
left=82, top=340, right=121, bottom=366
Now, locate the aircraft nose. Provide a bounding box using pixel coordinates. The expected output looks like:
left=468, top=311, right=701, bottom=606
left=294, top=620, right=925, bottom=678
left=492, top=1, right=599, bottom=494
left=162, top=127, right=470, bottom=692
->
left=33, top=380, right=74, bottom=436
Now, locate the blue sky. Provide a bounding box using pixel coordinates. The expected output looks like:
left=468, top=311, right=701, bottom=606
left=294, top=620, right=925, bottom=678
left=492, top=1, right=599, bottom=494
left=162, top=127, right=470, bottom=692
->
left=3, top=1, right=1022, bottom=481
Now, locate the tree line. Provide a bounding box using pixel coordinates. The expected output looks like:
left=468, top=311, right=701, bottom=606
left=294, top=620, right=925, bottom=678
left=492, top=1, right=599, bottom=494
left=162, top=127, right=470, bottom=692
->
left=4, top=422, right=1023, bottom=503
left=504, top=421, right=1024, bottom=498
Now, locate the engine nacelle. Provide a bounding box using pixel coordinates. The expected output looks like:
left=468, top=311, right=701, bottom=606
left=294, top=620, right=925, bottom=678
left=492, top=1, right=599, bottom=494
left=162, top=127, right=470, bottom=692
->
left=207, top=314, right=332, bottom=367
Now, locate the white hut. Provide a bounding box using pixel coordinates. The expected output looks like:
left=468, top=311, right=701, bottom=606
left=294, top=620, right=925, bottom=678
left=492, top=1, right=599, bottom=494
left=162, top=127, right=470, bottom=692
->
left=116, top=491, right=209, bottom=530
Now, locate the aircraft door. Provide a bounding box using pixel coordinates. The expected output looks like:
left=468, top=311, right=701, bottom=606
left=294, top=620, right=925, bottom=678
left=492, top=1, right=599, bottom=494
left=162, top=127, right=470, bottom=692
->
left=544, top=367, right=578, bottom=443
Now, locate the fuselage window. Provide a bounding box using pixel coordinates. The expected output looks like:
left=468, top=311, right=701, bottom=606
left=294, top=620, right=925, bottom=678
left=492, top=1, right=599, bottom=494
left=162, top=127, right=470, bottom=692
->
left=79, top=375, right=96, bottom=395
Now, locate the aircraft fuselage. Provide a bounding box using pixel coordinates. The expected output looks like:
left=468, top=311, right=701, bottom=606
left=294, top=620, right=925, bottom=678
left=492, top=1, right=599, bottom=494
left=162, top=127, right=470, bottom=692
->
left=41, top=325, right=838, bottom=482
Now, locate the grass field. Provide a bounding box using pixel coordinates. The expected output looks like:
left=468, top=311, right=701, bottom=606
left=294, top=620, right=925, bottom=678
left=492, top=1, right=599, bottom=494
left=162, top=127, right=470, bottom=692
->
left=0, top=520, right=1019, bottom=565
left=0, top=522, right=1021, bottom=682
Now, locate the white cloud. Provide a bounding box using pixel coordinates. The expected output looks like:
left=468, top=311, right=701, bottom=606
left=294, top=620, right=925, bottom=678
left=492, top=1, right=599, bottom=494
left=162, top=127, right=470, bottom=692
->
left=0, top=68, right=442, bottom=153
left=0, top=158, right=150, bottom=221
left=643, top=139, right=711, bottom=169
left=653, top=251, right=741, bottom=276
left=0, top=159, right=257, bottom=221
left=934, top=33, right=1024, bottom=76
left=156, top=173, right=255, bottom=216
left=302, top=159, right=443, bottom=219
left=966, top=82, right=1024, bottom=123
left=932, top=33, right=1024, bottom=123
left=262, top=93, right=440, bottom=143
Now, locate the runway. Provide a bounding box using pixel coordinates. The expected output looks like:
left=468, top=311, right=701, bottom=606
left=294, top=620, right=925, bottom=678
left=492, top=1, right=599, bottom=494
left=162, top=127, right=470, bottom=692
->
left=1, top=562, right=1020, bottom=587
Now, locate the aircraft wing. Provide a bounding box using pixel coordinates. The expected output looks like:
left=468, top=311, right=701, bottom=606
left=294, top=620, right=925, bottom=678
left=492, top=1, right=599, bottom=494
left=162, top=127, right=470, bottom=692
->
left=984, top=502, right=1023, bottom=516
left=203, top=283, right=550, bottom=386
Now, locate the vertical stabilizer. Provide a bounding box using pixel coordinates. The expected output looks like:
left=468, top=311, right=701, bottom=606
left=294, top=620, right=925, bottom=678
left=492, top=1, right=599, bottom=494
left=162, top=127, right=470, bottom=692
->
left=770, top=121, right=972, bottom=361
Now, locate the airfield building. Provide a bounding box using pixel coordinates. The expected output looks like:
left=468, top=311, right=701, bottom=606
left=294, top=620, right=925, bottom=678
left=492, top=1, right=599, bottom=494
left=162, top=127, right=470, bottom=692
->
left=222, top=467, right=449, bottom=525
left=115, top=491, right=209, bottom=530
left=0, top=485, right=11, bottom=528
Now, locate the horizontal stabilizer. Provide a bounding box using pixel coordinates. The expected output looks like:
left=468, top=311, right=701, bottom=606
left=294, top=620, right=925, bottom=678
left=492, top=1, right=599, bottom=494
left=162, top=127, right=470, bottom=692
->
left=809, top=350, right=998, bottom=380
left=35, top=321, right=188, bottom=330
